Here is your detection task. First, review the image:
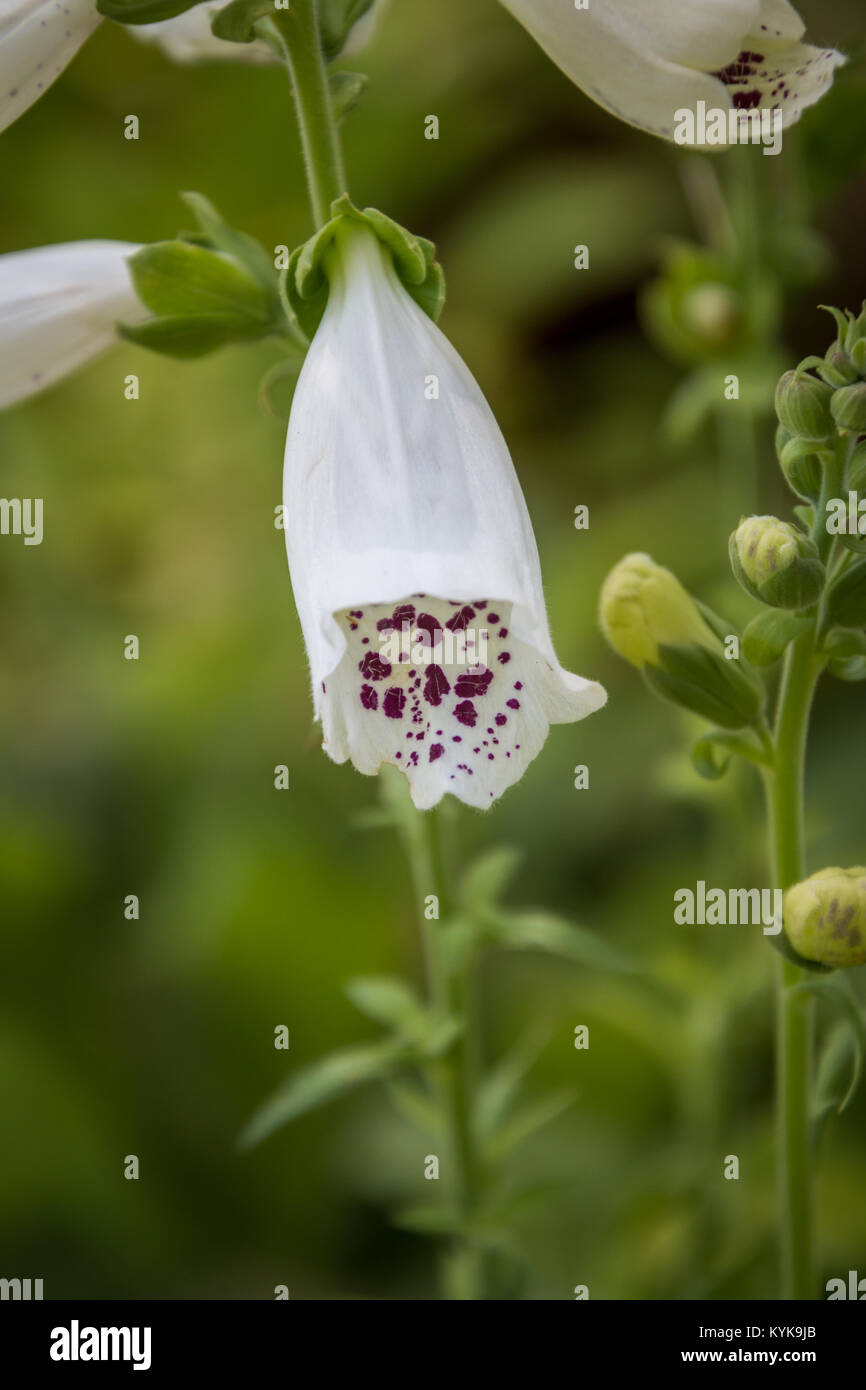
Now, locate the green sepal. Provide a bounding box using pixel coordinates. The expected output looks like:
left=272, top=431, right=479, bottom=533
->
left=118, top=313, right=273, bottom=359
left=319, top=0, right=375, bottom=60
left=180, top=191, right=280, bottom=307
left=126, top=240, right=273, bottom=321
left=778, top=435, right=831, bottom=504
left=121, top=239, right=279, bottom=358
left=97, top=0, right=202, bottom=23
left=646, top=641, right=764, bottom=730
left=284, top=196, right=446, bottom=340
left=209, top=0, right=273, bottom=44
left=742, top=609, right=813, bottom=666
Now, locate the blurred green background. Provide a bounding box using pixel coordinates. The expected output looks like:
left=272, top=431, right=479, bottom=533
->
left=1, top=0, right=865, bottom=1299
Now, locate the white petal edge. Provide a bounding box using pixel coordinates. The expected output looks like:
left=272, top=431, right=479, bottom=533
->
left=0, top=0, right=101, bottom=134
left=0, top=239, right=147, bottom=407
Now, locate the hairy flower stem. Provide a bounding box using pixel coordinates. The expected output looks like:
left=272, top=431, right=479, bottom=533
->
left=402, top=803, right=484, bottom=1300
left=763, top=629, right=821, bottom=1298
left=259, top=0, right=347, bottom=228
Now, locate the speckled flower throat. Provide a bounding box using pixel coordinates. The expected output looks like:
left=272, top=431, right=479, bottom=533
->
left=324, top=595, right=554, bottom=808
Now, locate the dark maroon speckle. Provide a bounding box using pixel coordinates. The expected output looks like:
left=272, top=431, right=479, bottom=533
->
left=360, top=684, right=378, bottom=711
left=383, top=688, right=406, bottom=719
left=454, top=700, right=478, bottom=728
left=360, top=651, right=391, bottom=680
left=423, top=663, right=451, bottom=706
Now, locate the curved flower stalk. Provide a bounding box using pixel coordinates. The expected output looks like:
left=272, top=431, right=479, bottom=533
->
left=0, top=239, right=147, bottom=407
left=283, top=225, right=606, bottom=809
left=499, top=0, right=844, bottom=143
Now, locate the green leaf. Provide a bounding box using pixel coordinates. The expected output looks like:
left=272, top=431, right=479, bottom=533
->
left=459, top=846, right=522, bottom=916
left=238, top=1040, right=406, bottom=1149
left=796, top=978, right=866, bottom=1136
left=486, top=910, right=636, bottom=974
left=691, top=729, right=772, bottom=781
left=117, top=313, right=271, bottom=359
left=384, top=1078, right=439, bottom=1136
left=392, top=1204, right=464, bottom=1237
left=484, top=1088, right=577, bottom=1162
left=344, top=975, right=462, bottom=1055
left=329, top=71, right=369, bottom=124
left=477, top=1021, right=555, bottom=1141
left=344, top=975, right=423, bottom=1031
left=743, top=610, right=813, bottom=667
left=97, top=0, right=203, bottom=24
left=823, top=627, right=866, bottom=681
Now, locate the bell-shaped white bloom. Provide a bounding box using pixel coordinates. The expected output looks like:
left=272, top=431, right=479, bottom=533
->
left=0, top=0, right=101, bottom=134
left=283, top=227, right=606, bottom=810
left=499, top=0, right=845, bottom=143
left=0, top=239, right=147, bottom=408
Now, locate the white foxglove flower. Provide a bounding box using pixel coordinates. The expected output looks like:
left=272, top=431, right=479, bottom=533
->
left=0, top=239, right=147, bottom=407
left=283, top=227, right=606, bottom=810
left=0, top=0, right=101, bottom=134
left=499, top=0, right=845, bottom=142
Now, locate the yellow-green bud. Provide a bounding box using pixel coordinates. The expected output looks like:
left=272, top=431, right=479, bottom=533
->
left=600, top=554, right=764, bottom=729
left=679, top=284, right=742, bottom=347
left=775, top=370, right=834, bottom=442
left=784, top=867, right=866, bottom=968
left=831, top=381, right=866, bottom=434
left=729, top=516, right=824, bottom=610
left=599, top=553, right=716, bottom=669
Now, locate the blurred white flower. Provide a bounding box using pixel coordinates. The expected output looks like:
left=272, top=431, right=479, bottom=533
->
left=0, top=0, right=101, bottom=134
left=129, top=4, right=274, bottom=65
left=283, top=227, right=606, bottom=809
left=0, top=0, right=276, bottom=134
left=0, top=239, right=147, bottom=407
left=499, top=0, right=845, bottom=142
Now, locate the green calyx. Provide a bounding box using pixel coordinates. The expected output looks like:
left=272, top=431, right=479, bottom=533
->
left=119, top=192, right=292, bottom=359
left=211, top=0, right=374, bottom=55
left=283, top=195, right=446, bottom=340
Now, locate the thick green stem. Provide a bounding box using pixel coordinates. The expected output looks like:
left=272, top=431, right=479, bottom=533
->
left=402, top=805, right=484, bottom=1300
left=764, top=629, right=821, bottom=1298
left=261, top=1, right=347, bottom=228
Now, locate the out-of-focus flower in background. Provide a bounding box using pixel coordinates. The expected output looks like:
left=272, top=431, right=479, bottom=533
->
left=498, top=0, right=845, bottom=143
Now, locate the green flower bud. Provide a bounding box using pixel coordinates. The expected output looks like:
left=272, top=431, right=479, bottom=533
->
left=784, top=867, right=866, bottom=968
left=729, top=516, right=825, bottom=610
left=831, top=382, right=866, bottom=434
left=775, top=370, right=834, bottom=442
left=599, top=553, right=719, bottom=669
left=822, top=341, right=859, bottom=388
left=600, top=554, right=764, bottom=729
left=824, top=554, right=866, bottom=628
left=778, top=436, right=825, bottom=503
left=848, top=441, right=866, bottom=494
